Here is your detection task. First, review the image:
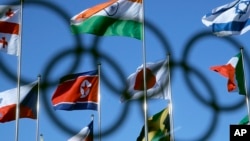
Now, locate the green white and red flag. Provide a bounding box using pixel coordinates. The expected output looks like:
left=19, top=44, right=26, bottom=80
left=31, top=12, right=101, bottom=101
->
left=210, top=52, right=246, bottom=95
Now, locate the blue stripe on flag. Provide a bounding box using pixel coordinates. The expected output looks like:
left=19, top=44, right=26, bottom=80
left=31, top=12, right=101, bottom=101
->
left=53, top=102, right=98, bottom=111
left=212, top=20, right=250, bottom=32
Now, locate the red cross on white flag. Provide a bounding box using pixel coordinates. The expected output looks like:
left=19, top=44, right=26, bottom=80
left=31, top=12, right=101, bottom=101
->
left=0, top=5, right=20, bottom=56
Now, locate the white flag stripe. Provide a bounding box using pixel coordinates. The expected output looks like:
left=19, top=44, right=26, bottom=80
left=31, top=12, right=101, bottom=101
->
left=0, top=81, right=38, bottom=108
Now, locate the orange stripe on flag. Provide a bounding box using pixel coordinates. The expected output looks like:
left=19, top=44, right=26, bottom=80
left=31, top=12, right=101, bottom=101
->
left=75, top=0, right=117, bottom=21
left=129, top=0, right=142, bottom=3
left=0, top=21, right=19, bottom=35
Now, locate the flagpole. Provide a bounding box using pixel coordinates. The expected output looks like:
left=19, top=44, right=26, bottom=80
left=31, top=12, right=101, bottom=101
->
left=97, top=63, right=102, bottom=141
left=15, top=1, right=23, bottom=141
left=141, top=0, right=148, bottom=141
left=240, top=48, right=250, bottom=123
left=167, top=54, right=175, bottom=141
left=36, top=75, right=41, bottom=141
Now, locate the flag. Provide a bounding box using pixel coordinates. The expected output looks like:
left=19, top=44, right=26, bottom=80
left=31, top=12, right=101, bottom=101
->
left=202, top=0, right=250, bottom=36
left=137, top=107, right=170, bottom=141
left=51, top=70, right=99, bottom=111
left=239, top=115, right=249, bottom=125
left=0, top=81, right=38, bottom=123
left=210, top=52, right=246, bottom=95
left=68, top=119, right=93, bottom=141
left=70, top=0, right=143, bottom=40
left=0, top=5, right=20, bottom=55
left=120, top=59, right=170, bottom=103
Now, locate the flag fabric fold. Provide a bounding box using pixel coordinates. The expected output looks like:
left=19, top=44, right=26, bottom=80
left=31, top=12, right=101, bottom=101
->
left=120, top=59, right=170, bottom=103
left=0, top=5, right=20, bottom=55
left=0, top=81, right=38, bottom=123
left=70, top=0, right=143, bottom=40
left=210, top=52, right=246, bottom=95
left=137, top=107, right=170, bottom=141
left=51, top=70, right=99, bottom=111
left=202, top=0, right=250, bottom=36
left=68, top=119, right=93, bottom=141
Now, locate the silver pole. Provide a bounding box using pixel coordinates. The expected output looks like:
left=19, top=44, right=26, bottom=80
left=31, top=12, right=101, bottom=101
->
left=167, top=54, right=175, bottom=141
left=141, top=0, right=148, bottom=141
left=240, top=48, right=250, bottom=124
left=98, top=63, right=102, bottom=141
left=15, top=1, right=23, bottom=141
left=36, top=75, right=41, bottom=141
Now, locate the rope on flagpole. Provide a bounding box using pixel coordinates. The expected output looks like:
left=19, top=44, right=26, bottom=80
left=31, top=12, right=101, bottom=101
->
left=240, top=48, right=250, bottom=124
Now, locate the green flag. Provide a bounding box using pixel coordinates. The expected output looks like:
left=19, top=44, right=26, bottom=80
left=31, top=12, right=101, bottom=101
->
left=239, top=115, right=249, bottom=125
left=137, top=107, right=170, bottom=141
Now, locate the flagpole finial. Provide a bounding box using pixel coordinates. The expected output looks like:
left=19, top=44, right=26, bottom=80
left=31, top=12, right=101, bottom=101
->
left=37, top=74, right=41, bottom=78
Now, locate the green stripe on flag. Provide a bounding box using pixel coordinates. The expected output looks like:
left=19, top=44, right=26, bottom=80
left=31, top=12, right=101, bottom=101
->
left=71, top=16, right=142, bottom=40
left=235, top=53, right=246, bottom=95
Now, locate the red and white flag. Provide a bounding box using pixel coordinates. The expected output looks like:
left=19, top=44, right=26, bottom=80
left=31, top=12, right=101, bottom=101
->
left=0, top=81, right=38, bottom=123
left=0, top=5, right=20, bottom=56
left=68, top=119, right=93, bottom=141
left=51, top=70, right=99, bottom=111
left=121, top=59, right=170, bottom=102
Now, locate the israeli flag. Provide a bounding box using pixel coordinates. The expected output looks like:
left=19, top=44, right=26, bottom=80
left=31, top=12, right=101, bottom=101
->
left=202, top=0, right=250, bottom=36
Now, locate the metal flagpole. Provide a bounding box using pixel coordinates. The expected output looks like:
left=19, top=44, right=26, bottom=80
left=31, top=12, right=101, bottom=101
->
left=240, top=48, right=250, bottom=124
left=98, top=63, right=102, bottom=141
left=167, top=54, right=175, bottom=141
left=141, top=0, right=148, bottom=141
left=15, top=0, right=23, bottom=141
left=36, top=75, right=41, bottom=141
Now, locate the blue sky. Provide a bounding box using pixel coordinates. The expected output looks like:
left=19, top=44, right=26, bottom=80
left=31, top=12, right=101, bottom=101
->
left=0, top=0, right=250, bottom=141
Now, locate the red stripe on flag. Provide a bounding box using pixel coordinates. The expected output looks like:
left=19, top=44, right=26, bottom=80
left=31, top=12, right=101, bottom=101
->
left=0, top=104, right=36, bottom=123
left=0, top=21, right=19, bottom=35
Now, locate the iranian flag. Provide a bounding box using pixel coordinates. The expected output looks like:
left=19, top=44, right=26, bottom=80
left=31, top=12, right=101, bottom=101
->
left=210, top=52, right=246, bottom=95
left=0, top=5, right=20, bottom=56
left=70, top=0, right=142, bottom=40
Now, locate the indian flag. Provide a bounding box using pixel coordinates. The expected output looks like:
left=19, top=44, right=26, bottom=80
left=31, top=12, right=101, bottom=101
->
left=70, top=0, right=142, bottom=40
left=210, top=52, right=246, bottom=95
left=0, top=5, right=20, bottom=56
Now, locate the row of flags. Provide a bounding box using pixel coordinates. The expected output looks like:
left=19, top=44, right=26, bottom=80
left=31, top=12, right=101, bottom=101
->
left=0, top=0, right=169, bottom=140
left=0, top=58, right=171, bottom=140
left=2, top=0, right=250, bottom=55
left=1, top=0, right=250, bottom=140
left=1, top=0, right=143, bottom=56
